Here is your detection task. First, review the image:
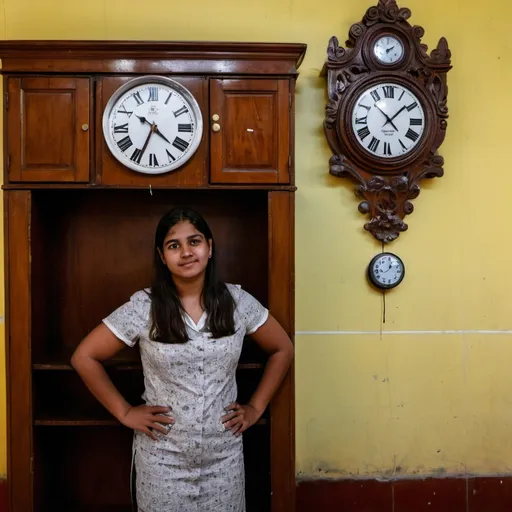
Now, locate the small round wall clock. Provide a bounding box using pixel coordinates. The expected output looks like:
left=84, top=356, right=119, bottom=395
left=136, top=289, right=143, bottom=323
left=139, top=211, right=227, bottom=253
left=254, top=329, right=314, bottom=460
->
left=372, top=35, right=405, bottom=65
left=368, top=252, right=405, bottom=290
left=102, top=75, right=203, bottom=175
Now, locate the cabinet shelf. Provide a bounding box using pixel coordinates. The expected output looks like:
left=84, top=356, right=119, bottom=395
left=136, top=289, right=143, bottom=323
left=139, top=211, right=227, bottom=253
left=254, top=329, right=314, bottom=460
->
left=33, top=346, right=140, bottom=371
left=44, top=507, right=132, bottom=512
left=34, top=414, right=268, bottom=427
left=35, top=417, right=120, bottom=427
left=33, top=347, right=264, bottom=371
left=33, top=360, right=263, bottom=372
left=33, top=360, right=142, bottom=371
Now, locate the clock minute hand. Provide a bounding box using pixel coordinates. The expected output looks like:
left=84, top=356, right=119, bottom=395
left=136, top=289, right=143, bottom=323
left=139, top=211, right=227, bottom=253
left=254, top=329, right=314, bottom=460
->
left=139, top=124, right=155, bottom=158
left=374, top=105, right=399, bottom=131
left=382, top=105, right=408, bottom=128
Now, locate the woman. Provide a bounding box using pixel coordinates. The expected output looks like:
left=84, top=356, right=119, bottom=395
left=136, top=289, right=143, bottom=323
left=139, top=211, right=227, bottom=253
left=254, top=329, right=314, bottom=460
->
left=71, top=207, right=294, bottom=512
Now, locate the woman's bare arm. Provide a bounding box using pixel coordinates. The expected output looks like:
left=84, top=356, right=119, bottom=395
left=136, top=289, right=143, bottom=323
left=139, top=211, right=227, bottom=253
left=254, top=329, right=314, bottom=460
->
left=222, top=314, right=294, bottom=435
left=71, top=323, right=173, bottom=440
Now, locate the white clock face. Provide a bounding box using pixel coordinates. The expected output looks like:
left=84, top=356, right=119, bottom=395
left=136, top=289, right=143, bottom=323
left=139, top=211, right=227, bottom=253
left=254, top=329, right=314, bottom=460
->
left=103, top=76, right=203, bottom=174
left=351, top=83, right=425, bottom=159
left=370, top=253, right=404, bottom=288
left=373, top=36, right=404, bottom=64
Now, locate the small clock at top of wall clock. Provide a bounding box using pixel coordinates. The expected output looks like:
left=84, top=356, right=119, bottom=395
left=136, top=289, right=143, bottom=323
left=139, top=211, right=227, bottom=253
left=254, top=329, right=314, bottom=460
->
left=368, top=252, right=405, bottom=290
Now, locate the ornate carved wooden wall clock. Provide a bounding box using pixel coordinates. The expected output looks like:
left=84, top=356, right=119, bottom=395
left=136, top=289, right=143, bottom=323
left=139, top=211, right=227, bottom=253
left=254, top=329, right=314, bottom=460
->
left=322, top=0, right=452, bottom=242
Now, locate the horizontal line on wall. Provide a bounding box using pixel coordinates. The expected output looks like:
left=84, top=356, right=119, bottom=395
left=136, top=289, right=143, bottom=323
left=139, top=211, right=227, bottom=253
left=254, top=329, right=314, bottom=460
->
left=295, top=330, right=512, bottom=335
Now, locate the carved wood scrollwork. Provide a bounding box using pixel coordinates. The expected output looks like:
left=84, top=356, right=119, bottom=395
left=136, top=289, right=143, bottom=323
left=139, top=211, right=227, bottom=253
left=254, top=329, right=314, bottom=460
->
left=323, top=0, right=451, bottom=242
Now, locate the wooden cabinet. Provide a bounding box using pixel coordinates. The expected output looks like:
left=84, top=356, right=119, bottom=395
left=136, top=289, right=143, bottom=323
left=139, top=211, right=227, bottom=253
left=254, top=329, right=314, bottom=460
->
left=0, top=41, right=306, bottom=512
left=210, top=79, right=291, bottom=185
left=6, top=77, right=90, bottom=183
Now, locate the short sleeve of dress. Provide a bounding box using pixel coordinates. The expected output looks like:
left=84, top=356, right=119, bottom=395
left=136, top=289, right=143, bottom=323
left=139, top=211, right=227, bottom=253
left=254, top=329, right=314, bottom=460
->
left=235, top=287, right=269, bottom=335
left=102, top=290, right=151, bottom=347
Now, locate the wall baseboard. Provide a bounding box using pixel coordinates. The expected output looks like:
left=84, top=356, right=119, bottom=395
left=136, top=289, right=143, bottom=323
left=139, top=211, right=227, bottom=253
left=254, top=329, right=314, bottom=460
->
left=2, top=475, right=512, bottom=510
left=297, top=475, right=512, bottom=511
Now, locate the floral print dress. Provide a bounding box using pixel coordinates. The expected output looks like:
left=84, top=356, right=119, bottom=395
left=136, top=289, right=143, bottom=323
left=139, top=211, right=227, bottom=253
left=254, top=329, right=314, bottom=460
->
left=102, top=284, right=268, bottom=512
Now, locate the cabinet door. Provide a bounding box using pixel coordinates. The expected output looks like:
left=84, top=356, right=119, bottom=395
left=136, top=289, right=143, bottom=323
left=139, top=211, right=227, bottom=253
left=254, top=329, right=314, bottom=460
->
left=210, top=79, right=290, bottom=184
left=7, top=77, right=90, bottom=182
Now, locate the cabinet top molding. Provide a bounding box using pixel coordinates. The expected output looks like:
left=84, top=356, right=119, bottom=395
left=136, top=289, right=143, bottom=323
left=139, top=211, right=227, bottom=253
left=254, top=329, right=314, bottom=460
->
left=0, top=40, right=307, bottom=75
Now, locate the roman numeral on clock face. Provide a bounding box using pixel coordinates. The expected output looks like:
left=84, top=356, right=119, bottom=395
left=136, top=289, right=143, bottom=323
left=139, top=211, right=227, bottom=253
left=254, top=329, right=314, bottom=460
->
left=172, top=137, right=189, bottom=152
left=117, top=136, right=133, bottom=152
left=118, top=105, right=133, bottom=117
left=148, top=87, right=159, bottom=102
left=114, top=123, right=129, bottom=134
left=149, top=153, right=159, bottom=166
left=406, top=101, right=418, bottom=112
left=406, top=128, right=420, bottom=142
left=173, top=106, right=189, bottom=118
left=166, top=149, right=176, bottom=162
left=410, top=118, right=423, bottom=126
left=357, top=126, right=371, bottom=141
left=368, top=137, right=380, bottom=153
left=383, top=86, right=395, bottom=99
left=355, top=117, right=368, bottom=125
left=384, top=142, right=392, bottom=156
left=130, top=148, right=143, bottom=164
left=133, top=92, right=144, bottom=106
left=178, top=124, right=193, bottom=133
left=371, top=90, right=381, bottom=102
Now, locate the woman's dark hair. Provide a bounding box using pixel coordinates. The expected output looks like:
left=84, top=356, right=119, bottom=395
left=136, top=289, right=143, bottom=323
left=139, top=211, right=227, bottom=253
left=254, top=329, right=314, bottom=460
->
left=149, top=207, right=235, bottom=343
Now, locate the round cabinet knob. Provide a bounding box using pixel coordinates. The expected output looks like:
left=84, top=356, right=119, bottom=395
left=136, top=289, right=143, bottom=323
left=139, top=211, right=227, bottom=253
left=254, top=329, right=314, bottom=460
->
left=212, top=114, right=220, bottom=122
left=81, top=124, right=89, bottom=132
left=212, top=123, right=221, bottom=132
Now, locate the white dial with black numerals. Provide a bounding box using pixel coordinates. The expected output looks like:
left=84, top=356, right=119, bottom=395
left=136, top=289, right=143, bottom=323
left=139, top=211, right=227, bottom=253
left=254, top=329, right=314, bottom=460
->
left=368, top=252, right=405, bottom=290
left=373, top=36, right=404, bottom=64
left=102, top=76, right=203, bottom=175
left=351, top=83, right=425, bottom=159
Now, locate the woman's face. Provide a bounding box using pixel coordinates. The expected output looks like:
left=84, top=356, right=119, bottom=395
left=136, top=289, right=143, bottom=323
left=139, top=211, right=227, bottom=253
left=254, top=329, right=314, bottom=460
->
left=159, top=220, right=212, bottom=280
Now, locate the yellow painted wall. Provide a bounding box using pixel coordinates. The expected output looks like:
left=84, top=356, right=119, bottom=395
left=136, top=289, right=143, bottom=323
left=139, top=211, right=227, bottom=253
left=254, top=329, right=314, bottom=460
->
left=0, top=0, right=509, bottom=480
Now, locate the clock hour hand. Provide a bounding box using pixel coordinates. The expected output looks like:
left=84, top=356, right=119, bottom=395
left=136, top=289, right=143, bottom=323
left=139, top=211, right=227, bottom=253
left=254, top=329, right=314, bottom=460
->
left=374, top=105, right=399, bottom=131
left=152, top=124, right=171, bottom=145
left=386, top=46, right=395, bottom=53
left=135, top=115, right=171, bottom=144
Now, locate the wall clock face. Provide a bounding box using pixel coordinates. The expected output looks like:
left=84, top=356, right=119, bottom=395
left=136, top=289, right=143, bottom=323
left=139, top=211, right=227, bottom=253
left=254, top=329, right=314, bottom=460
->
left=351, top=82, right=426, bottom=160
left=368, top=252, right=405, bottom=290
left=373, top=35, right=404, bottom=64
left=102, top=76, right=203, bottom=175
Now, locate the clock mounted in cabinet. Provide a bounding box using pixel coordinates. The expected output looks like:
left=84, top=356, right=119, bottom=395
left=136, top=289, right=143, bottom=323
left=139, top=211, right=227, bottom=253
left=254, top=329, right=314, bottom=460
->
left=322, top=0, right=452, bottom=242
left=102, top=76, right=203, bottom=175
